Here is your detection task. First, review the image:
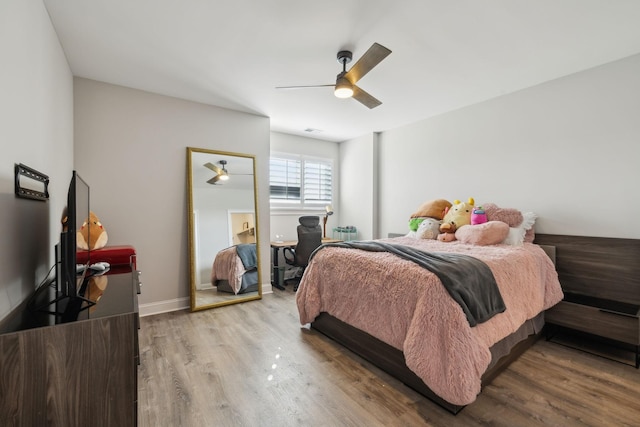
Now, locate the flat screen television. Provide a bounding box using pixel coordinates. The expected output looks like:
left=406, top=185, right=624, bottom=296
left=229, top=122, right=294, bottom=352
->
left=26, top=171, right=94, bottom=320
left=56, top=171, right=93, bottom=318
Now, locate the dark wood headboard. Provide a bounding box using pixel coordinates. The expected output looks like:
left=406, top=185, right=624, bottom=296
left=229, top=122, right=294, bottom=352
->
left=534, top=233, right=640, bottom=306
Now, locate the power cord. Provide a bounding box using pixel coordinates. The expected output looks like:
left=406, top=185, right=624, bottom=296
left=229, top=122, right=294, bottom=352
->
left=26, top=262, right=59, bottom=312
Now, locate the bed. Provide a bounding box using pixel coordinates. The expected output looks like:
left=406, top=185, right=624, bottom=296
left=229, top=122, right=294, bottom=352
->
left=296, top=234, right=563, bottom=413
left=211, top=243, right=259, bottom=295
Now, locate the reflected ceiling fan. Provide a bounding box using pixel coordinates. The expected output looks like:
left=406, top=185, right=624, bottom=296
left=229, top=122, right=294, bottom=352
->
left=276, top=42, right=392, bottom=109
left=204, top=160, right=252, bottom=185
left=204, top=160, right=228, bottom=184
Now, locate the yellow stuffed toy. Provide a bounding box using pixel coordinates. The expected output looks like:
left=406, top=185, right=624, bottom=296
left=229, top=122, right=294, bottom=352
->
left=438, top=197, right=475, bottom=240
left=77, top=211, right=108, bottom=250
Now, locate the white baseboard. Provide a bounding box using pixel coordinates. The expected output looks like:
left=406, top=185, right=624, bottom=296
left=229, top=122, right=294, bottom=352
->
left=139, top=297, right=189, bottom=317
left=139, top=283, right=272, bottom=317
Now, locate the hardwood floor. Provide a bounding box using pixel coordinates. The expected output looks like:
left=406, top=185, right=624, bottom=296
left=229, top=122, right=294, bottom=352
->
left=138, top=286, right=640, bottom=427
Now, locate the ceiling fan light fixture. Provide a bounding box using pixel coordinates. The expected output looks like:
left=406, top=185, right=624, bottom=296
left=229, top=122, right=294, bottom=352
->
left=218, top=159, right=230, bottom=181
left=334, top=76, right=353, bottom=98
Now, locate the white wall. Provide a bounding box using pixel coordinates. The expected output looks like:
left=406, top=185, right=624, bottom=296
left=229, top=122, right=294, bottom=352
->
left=338, top=133, right=377, bottom=240
left=375, top=53, right=640, bottom=239
left=0, top=0, right=73, bottom=322
left=74, top=78, right=270, bottom=314
left=270, top=132, right=340, bottom=241
left=193, top=186, right=254, bottom=286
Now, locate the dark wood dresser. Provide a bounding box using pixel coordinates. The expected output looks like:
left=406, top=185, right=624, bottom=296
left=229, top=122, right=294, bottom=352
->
left=534, top=234, right=640, bottom=368
left=0, top=270, right=141, bottom=426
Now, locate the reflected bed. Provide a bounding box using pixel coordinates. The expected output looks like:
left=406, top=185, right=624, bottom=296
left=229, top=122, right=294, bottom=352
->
left=211, top=243, right=259, bottom=295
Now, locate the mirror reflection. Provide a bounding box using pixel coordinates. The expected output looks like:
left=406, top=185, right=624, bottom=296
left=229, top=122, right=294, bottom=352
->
left=187, top=147, right=261, bottom=311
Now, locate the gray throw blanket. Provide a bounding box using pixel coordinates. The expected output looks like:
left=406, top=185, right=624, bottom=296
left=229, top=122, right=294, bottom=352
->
left=236, top=244, right=257, bottom=270
left=312, top=241, right=506, bottom=326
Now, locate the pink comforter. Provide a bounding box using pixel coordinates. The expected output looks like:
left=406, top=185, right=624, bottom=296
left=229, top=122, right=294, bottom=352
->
left=211, top=246, right=245, bottom=294
left=296, top=237, right=563, bottom=405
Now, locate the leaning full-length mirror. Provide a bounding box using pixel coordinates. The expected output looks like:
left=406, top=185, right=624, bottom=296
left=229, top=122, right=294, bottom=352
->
left=187, top=147, right=261, bottom=311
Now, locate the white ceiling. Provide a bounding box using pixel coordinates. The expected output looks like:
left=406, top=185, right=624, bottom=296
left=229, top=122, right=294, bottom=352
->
left=43, top=0, right=640, bottom=142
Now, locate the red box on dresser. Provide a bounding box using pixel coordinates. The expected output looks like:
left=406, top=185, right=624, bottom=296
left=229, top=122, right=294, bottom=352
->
left=77, top=245, right=137, bottom=271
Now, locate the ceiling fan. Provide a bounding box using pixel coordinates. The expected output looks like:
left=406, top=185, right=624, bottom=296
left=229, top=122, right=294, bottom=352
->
left=204, top=160, right=229, bottom=184
left=204, top=160, right=255, bottom=185
left=276, top=42, right=392, bottom=109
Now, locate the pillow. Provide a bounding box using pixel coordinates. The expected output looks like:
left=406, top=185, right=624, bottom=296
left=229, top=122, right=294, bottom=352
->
left=455, top=221, right=510, bottom=246
left=482, top=203, right=523, bottom=227
left=502, top=226, right=527, bottom=246
left=502, top=212, right=537, bottom=246
left=524, top=227, right=535, bottom=243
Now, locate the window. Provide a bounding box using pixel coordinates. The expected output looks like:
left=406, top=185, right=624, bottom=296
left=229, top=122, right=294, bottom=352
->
left=270, top=155, right=333, bottom=208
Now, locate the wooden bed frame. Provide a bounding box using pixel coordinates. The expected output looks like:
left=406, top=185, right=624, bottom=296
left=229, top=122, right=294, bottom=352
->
left=311, top=234, right=640, bottom=414
left=311, top=312, right=541, bottom=414
left=309, top=234, right=620, bottom=414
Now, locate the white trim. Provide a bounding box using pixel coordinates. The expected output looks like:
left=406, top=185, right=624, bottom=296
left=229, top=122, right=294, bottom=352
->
left=139, top=283, right=272, bottom=317
left=139, top=297, right=190, bottom=317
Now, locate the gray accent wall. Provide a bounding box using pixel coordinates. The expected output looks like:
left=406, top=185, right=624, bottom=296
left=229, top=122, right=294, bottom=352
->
left=0, top=0, right=74, bottom=324
left=73, top=78, right=270, bottom=313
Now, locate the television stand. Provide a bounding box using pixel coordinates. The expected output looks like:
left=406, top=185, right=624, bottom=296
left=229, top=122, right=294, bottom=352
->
left=0, top=269, right=142, bottom=425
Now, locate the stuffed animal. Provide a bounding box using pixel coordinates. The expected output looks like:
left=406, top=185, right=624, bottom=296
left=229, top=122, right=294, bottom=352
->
left=410, top=199, right=452, bottom=220
left=482, top=203, right=536, bottom=244
left=456, top=221, right=510, bottom=245
left=470, top=206, right=488, bottom=225
left=77, top=211, right=108, bottom=250
left=87, top=275, right=109, bottom=313
left=438, top=233, right=457, bottom=242
left=482, top=203, right=523, bottom=227
left=414, top=217, right=441, bottom=239
left=440, top=197, right=475, bottom=234
left=453, top=202, right=538, bottom=246
left=61, top=207, right=69, bottom=232
left=407, top=217, right=441, bottom=239
left=407, top=199, right=452, bottom=237
left=408, top=217, right=425, bottom=233
left=437, top=223, right=458, bottom=242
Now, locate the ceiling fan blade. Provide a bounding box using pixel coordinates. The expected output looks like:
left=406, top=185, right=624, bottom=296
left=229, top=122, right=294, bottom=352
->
left=207, top=175, right=221, bottom=185
left=204, top=162, right=223, bottom=175
left=344, top=43, right=392, bottom=84
left=352, top=85, right=382, bottom=109
left=275, top=84, right=334, bottom=90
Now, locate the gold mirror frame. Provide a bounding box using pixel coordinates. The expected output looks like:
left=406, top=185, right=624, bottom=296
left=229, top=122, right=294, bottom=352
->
left=187, top=147, right=262, bottom=311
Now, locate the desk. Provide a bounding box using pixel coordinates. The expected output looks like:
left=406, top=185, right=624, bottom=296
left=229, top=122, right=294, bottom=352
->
left=271, top=238, right=342, bottom=290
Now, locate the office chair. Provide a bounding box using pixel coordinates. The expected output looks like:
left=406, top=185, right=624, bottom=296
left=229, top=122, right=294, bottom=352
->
left=283, top=216, right=322, bottom=291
